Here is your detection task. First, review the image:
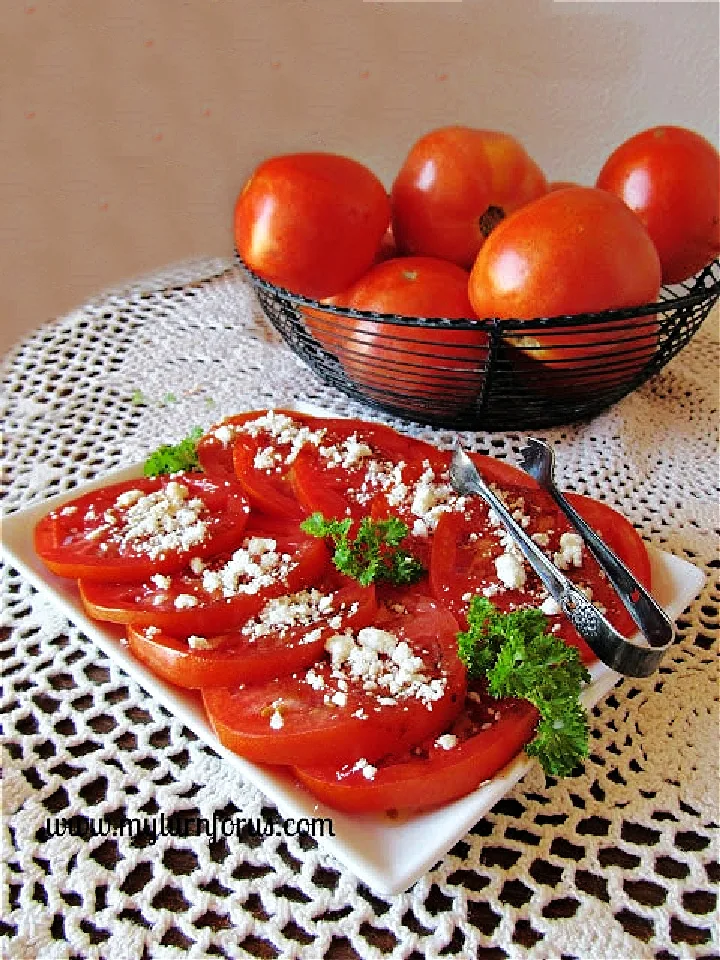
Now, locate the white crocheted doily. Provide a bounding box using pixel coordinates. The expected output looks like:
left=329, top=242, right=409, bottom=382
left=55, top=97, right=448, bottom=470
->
left=2, top=258, right=718, bottom=960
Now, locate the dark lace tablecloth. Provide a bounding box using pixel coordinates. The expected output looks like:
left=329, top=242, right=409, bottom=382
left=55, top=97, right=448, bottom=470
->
left=2, top=258, right=718, bottom=959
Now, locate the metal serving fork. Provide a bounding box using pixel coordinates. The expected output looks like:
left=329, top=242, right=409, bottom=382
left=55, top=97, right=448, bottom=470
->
left=449, top=442, right=674, bottom=678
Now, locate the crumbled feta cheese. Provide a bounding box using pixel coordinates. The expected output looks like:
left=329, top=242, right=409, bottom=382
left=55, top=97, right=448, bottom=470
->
left=174, top=593, right=199, bottom=609
left=305, top=669, right=326, bottom=691
left=213, top=424, right=236, bottom=446
left=322, top=625, right=447, bottom=709
left=187, top=634, right=222, bottom=650
left=553, top=532, right=584, bottom=570
left=201, top=537, right=295, bottom=598
left=253, top=446, right=277, bottom=470
left=90, top=482, right=209, bottom=560
left=495, top=552, right=526, bottom=590
left=540, top=595, right=562, bottom=616
left=435, top=734, right=458, bottom=751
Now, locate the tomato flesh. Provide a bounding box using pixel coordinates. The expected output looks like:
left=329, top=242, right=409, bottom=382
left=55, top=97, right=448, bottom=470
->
left=289, top=420, right=430, bottom=522
left=203, top=592, right=466, bottom=767
left=295, top=678, right=538, bottom=814
left=126, top=576, right=377, bottom=689
left=79, top=524, right=329, bottom=635
left=33, top=474, right=251, bottom=582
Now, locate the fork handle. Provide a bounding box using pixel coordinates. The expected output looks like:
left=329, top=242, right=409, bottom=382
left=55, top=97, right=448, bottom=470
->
left=547, top=487, right=673, bottom=648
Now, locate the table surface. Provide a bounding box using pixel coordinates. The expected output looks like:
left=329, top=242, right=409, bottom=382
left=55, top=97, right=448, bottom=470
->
left=2, top=258, right=718, bottom=960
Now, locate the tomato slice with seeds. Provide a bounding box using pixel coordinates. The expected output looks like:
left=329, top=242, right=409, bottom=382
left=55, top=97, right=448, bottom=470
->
left=430, top=483, right=652, bottom=662
left=34, top=474, right=251, bottom=582
left=294, top=678, right=539, bottom=814
left=126, top=576, right=377, bottom=689
left=202, top=591, right=466, bottom=767
left=78, top=518, right=329, bottom=635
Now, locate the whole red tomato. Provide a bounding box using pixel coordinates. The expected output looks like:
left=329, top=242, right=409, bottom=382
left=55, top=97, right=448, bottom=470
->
left=234, top=153, right=390, bottom=300
left=468, top=186, right=662, bottom=387
left=391, top=127, right=548, bottom=269
left=335, top=256, right=488, bottom=411
left=596, top=126, right=720, bottom=285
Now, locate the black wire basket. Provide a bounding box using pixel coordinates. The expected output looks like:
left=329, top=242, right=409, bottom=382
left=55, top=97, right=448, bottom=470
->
left=240, top=256, right=720, bottom=430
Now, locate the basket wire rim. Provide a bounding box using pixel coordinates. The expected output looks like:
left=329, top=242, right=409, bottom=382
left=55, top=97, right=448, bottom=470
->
left=237, top=254, right=720, bottom=329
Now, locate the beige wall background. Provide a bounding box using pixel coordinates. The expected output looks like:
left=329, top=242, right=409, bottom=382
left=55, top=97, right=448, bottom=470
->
left=2, top=0, right=718, bottom=357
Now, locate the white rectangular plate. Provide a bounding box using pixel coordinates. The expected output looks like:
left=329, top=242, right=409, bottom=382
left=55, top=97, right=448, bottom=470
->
left=2, top=465, right=705, bottom=895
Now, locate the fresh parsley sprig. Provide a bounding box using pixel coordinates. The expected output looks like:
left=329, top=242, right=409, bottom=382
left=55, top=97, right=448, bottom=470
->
left=300, top=513, right=424, bottom=587
left=143, top=427, right=204, bottom=477
left=458, top=597, right=591, bottom=777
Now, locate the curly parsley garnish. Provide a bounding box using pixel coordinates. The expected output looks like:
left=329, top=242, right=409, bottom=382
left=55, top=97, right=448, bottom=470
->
left=458, top=597, right=591, bottom=777
left=300, top=513, right=424, bottom=587
left=143, top=427, right=204, bottom=477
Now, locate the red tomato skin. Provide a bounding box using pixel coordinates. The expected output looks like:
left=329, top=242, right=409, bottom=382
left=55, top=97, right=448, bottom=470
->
left=331, top=257, right=488, bottom=407
left=33, top=475, right=251, bottom=582
left=202, top=596, right=467, bottom=767
left=295, top=694, right=539, bottom=814
left=596, top=126, right=720, bottom=284
left=468, top=186, right=662, bottom=383
left=391, top=127, right=548, bottom=269
left=125, top=580, right=377, bottom=689
left=234, top=153, right=391, bottom=300
left=469, top=187, right=661, bottom=318
left=342, top=256, right=475, bottom=317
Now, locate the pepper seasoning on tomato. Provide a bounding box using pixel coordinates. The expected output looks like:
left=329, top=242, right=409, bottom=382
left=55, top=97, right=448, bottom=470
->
left=294, top=677, right=538, bottom=815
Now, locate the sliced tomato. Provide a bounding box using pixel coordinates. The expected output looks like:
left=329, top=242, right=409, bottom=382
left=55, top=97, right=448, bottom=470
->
left=196, top=409, right=313, bottom=483
left=34, top=474, right=251, bottom=582
left=79, top=518, right=329, bottom=634
left=200, top=411, right=419, bottom=521
left=289, top=418, right=430, bottom=521
left=202, top=590, right=466, bottom=767
left=295, top=678, right=538, bottom=814
left=126, top=576, right=377, bottom=689
left=295, top=440, right=533, bottom=570
left=430, top=481, right=652, bottom=662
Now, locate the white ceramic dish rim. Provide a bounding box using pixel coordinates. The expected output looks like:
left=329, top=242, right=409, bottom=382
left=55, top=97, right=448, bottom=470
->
left=2, top=457, right=705, bottom=896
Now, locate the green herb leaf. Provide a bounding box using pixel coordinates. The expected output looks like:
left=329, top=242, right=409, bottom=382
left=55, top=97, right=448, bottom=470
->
left=143, top=427, right=204, bottom=477
left=458, top=596, right=591, bottom=777
left=300, top=512, right=424, bottom=587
